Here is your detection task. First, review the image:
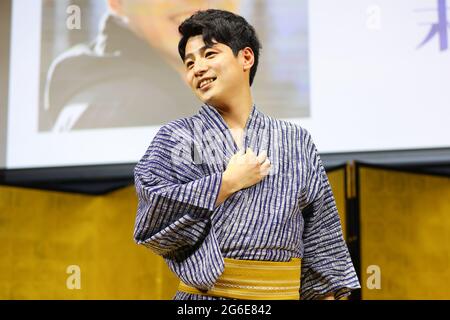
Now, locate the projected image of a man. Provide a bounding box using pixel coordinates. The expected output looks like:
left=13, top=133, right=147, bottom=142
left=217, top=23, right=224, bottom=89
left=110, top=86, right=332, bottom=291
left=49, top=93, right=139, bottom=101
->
left=44, top=0, right=239, bottom=132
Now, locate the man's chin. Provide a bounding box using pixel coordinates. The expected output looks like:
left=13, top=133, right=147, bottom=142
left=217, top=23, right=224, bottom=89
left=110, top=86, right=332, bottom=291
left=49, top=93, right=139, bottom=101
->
left=202, top=98, right=222, bottom=108
left=199, top=95, right=215, bottom=106
left=197, top=92, right=226, bottom=108
left=197, top=88, right=218, bottom=103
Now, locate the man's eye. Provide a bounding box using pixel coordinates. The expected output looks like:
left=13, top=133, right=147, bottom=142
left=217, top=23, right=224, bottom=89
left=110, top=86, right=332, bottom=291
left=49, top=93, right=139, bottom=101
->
left=205, top=51, right=216, bottom=58
left=186, top=62, right=193, bottom=69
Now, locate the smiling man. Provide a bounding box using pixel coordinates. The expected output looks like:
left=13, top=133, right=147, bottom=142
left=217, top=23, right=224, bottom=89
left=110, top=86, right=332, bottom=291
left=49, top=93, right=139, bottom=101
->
left=133, top=9, right=360, bottom=300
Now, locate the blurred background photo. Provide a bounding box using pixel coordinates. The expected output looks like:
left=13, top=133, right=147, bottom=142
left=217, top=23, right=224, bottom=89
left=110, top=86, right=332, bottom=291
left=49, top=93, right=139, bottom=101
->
left=39, top=0, right=310, bottom=132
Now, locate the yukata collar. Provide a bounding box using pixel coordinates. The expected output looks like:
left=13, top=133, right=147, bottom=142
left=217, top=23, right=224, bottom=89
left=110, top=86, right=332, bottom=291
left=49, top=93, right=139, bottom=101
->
left=199, top=103, right=260, bottom=133
left=199, top=103, right=264, bottom=155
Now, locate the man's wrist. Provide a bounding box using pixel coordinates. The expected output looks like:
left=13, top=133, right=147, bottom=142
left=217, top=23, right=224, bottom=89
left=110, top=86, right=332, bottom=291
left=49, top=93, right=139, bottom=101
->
left=222, top=171, right=241, bottom=195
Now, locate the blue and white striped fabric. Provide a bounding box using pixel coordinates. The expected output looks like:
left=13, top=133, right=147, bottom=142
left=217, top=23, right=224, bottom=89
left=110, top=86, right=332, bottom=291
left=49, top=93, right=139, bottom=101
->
left=133, top=104, right=361, bottom=300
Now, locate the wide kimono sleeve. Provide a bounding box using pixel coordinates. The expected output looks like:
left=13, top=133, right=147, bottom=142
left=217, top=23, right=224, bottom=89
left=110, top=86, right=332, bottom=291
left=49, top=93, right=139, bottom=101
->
left=299, top=130, right=361, bottom=300
left=133, top=123, right=223, bottom=261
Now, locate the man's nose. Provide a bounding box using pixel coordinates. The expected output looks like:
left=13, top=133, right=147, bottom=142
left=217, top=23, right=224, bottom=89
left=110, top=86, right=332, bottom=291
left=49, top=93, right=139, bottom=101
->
left=193, top=59, right=208, bottom=76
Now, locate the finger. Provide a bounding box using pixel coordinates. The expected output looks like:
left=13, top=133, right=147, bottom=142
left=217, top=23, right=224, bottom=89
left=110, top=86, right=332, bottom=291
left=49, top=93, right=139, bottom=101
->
left=236, top=152, right=246, bottom=164
left=260, top=158, right=271, bottom=167
left=261, top=162, right=272, bottom=174
left=260, top=165, right=271, bottom=176
left=256, top=150, right=267, bottom=164
left=245, top=148, right=258, bottom=164
left=246, top=147, right=255, bottom=156
left=233, top=149, right=244, bottom=163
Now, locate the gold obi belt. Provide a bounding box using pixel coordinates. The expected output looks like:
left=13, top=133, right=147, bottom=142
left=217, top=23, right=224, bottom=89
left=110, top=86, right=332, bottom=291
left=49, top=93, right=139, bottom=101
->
left=178, top=257, right=301, bottom=300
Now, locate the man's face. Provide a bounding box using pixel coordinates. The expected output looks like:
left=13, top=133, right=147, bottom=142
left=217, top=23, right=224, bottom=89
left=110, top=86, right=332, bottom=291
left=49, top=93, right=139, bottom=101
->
left=183, top=35, right=248, bottom=107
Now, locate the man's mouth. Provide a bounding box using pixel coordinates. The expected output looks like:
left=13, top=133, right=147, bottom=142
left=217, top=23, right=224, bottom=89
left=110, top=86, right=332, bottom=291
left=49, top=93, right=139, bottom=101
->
left=198, top=77, right=217, bottom=90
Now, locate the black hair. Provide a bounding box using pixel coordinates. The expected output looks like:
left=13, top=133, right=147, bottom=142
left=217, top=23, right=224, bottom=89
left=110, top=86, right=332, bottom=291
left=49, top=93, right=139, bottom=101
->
left=178, top=9, right=261, bottom=86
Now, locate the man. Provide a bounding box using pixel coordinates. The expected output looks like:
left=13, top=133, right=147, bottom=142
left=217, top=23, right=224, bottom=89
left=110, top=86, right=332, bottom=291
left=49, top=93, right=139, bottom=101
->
left=133, top=9, right=360, bottom=300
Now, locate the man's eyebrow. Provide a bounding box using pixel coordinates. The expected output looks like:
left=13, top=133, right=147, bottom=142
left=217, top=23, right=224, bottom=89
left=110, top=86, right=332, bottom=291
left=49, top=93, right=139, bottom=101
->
left=184, top=44, right=218, bottom=61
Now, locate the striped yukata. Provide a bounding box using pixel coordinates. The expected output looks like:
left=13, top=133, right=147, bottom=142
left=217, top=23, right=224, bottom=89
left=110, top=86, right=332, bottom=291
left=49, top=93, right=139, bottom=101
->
left=133, top=104, right=361, bottom=300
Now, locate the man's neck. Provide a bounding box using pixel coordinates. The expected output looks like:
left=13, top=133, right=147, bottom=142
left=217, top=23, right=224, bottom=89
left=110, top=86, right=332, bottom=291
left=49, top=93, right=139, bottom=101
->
left=213, top=91, right=253, bottom=130
left=213, top=92, right=253, bottom=151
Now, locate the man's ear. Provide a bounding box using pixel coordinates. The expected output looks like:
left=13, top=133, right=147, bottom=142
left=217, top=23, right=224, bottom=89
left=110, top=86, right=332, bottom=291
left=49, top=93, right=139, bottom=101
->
left=107, top=0, right=125, bottom=16
left=241, top=47, right=255, bottom=71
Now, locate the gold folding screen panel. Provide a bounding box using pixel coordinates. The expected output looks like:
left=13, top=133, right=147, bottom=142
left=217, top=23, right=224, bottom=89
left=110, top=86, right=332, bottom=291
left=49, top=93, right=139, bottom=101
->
left=359, top=166, right=450, bottom=299
left=2, top=165, right=448, bottom=299
left=0, top=169, right=347, bottom=300
left=0, top=185, right=178, bottom=299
